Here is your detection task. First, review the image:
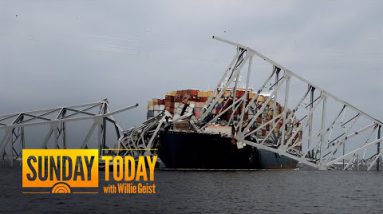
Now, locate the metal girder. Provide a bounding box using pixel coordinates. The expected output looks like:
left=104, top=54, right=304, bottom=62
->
left=0, top=100, right=138, bottom=165
left=198, top=36, right=383, bottom=171
left=118, top=111, right=172, bottom=158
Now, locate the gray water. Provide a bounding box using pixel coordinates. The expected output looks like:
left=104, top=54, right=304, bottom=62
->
left=1, top=168, right=383, bottom=213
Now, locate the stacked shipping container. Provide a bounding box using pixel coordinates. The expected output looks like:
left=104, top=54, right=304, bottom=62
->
left=147, top=88, right=301, bottom=147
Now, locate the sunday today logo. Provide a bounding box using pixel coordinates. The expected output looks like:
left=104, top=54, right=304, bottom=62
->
left=22, top=149, right=157, bottom=194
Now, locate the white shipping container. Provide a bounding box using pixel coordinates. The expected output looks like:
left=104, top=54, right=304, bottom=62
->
left=204, top=125, right=231, bottom=136
left=154, top=104, right=165, bottom=111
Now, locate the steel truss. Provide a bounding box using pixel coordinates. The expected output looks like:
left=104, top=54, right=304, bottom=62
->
left=118, top=111, right=172, bottom=157
left=0, top=99, right=138, bottom=166
left=121, top=36, right=383, bottom=171
left=197, top=36, right=383, bottom=170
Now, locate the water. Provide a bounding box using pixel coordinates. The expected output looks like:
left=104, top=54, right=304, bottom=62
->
left=1, top=168, right=383, bottom=213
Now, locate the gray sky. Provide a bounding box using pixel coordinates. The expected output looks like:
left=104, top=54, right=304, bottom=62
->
left=1, top=0, right=382, bottom=129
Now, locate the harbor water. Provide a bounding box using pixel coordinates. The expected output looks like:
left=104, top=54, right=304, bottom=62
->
left=1, top=168, right=383, bottom=213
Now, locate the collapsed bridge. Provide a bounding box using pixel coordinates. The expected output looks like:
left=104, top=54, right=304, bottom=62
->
left=1, top=36, right=382, bottom=170
left=120, top=36, right=383, bottom=171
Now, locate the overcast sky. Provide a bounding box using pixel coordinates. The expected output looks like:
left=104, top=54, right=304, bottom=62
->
left=1, top=0, right=382, bottom=129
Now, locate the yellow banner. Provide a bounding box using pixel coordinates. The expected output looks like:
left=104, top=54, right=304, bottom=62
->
left=22, top=149, right=99, bottom=189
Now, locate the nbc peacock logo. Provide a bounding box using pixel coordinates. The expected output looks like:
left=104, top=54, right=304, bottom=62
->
left=22, top=149, right=99, bottom=194
left=51, top=182, right=72, bottom=194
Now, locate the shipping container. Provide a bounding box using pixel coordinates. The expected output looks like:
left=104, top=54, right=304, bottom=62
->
left=147, top=110, right=154, bottom=119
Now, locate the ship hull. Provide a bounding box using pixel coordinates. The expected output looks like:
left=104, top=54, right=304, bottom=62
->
left=158, top=131, right=297, bottom=169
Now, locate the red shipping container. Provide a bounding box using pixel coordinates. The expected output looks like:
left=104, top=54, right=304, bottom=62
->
left=199, top=97, right=208, bottom=102
left=190, top=89, right=198, bottom=96
left=236, top=90, right=246, bottom=98
left=165, top=101, right=174, bottom=108
left=158, top=99, right=165, bottom=105
left=175, top=95, right=182, bottom=102
left=190, top=96, right=198, bottom=101
left=165, top=95, right=174, bottom=102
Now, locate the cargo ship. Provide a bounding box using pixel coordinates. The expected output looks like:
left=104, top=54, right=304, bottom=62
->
left=147, top=89, right=301, bottom=169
